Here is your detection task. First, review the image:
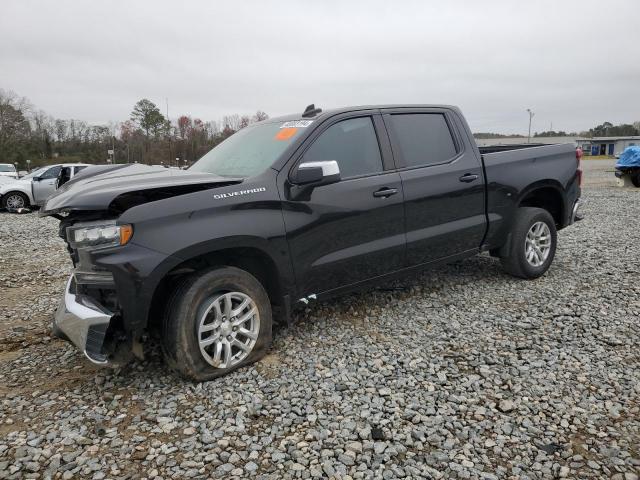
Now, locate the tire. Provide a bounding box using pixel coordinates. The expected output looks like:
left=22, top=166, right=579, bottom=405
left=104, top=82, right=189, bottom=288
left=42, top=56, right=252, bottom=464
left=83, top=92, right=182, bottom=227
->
left=162, top=266, right=272, bottom=381
left=631, top=171, right=640, bottom=188
left=2, top=191, right=30, bottom=210
left=500, top=207, right=557, bottom=279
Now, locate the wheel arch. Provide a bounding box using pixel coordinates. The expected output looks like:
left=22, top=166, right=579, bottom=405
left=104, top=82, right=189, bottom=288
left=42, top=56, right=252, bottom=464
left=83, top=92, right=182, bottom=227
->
left=1, top=189, right=33, bottom=207
left=145, top=237, right=290, bottom=335
left=517, top=180, right=566, bottom=228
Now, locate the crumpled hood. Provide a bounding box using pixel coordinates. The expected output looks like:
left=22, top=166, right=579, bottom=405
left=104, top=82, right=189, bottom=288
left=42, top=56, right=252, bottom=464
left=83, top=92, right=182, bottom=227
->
left=40, top=164, right=242, bottom=214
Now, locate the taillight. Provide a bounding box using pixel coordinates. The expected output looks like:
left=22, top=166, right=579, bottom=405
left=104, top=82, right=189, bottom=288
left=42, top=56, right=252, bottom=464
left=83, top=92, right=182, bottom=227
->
left=576, top=148, right=583, bottom=186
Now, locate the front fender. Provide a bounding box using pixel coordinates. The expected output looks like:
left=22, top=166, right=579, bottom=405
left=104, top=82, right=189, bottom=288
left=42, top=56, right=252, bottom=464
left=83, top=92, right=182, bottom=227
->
left=0, top=182, right=34, bottom=204
left=97, top=235, right=294, bottom=339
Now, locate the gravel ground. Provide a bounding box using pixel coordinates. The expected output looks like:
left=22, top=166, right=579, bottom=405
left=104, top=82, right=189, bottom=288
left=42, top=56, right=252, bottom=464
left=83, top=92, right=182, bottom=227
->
left=0, top=160, right=639, bottom=479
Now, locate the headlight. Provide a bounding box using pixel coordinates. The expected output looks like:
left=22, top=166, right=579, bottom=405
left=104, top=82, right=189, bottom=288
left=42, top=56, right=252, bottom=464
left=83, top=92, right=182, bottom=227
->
left=67, top=221, right=133, bottom=249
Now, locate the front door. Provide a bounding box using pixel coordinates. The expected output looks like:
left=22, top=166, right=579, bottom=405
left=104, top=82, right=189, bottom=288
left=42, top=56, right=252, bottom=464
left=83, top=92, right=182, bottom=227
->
left=32, top=165, right=62, bottom=204
left=280, top=114, right=406, bottom=297
left=382, top=109, right=486, bottom=265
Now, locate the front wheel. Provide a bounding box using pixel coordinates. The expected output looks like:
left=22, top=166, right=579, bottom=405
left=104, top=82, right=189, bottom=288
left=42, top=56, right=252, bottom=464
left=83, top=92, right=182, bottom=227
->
left=500, top=207, right=557, bottom=279
left=2, top=191, right=30, bottom=210
left=162, top=266, right=272, bottom=381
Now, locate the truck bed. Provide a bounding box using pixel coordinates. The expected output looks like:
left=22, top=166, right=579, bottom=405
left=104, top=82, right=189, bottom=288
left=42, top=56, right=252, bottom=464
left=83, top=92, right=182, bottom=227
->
left=479, top=142, right=580, bottom=249
left=480, top=142, right=576, bottom=165
left=478, top=143, right=552, bottom=154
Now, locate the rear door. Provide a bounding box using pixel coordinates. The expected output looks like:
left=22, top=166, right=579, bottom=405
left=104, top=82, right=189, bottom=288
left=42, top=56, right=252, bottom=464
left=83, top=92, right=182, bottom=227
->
left=280, top=113, right=406, bottom=296
left=382, top=108, right=486, bottom=265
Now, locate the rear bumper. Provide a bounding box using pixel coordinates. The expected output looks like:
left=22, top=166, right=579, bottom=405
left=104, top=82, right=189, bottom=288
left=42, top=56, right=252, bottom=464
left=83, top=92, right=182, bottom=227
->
left=569, top=198, right=584, bottom=225
left=53, top=276, right=113, bottom=365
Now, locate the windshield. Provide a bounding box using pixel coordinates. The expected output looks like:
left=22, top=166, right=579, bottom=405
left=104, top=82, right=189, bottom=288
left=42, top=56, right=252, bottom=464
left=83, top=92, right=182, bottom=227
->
left=0, top=164, right=16, bottom=172
left=190, top=121, right=305, bottom=177
left=21, top=167, right=48, bottom=179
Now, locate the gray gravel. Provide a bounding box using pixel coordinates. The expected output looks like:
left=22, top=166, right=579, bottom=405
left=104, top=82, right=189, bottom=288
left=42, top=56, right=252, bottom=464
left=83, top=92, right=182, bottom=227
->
left=1, top=161, right=639, bottom=479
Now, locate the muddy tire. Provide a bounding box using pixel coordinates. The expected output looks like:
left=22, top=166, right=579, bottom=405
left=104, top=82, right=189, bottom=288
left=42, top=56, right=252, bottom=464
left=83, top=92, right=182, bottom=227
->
left=162, top=266, right=272, bottom=381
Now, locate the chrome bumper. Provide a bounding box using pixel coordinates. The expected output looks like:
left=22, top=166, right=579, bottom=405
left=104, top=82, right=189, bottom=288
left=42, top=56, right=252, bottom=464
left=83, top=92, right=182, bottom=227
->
left=53, top=276, right=113, bottom=365
left=570, top=198, right=584, bottom=225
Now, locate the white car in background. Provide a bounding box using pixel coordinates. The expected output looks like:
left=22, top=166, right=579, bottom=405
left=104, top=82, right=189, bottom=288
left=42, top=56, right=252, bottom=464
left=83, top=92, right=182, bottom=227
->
left=0, top=163, right=89, bottom=210
left=0, top=164, right=19, bottom=184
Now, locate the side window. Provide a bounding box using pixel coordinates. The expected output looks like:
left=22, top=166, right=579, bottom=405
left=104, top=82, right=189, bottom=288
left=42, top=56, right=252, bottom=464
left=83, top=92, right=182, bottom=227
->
left=388, top=114, right=457, bottom=168
left=40, top=166, right=62, bottom=179
left=74, top=166, right=87, bottom=175
left=303, top=117, right=383, bottom=179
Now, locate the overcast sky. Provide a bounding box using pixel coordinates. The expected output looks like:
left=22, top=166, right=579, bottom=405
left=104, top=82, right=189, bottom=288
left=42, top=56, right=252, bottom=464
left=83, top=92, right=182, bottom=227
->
left=1, top=0, right=638, bottom=134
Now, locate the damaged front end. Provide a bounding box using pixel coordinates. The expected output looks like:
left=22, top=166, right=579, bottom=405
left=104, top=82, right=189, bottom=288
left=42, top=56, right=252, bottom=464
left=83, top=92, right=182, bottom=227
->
left=53, top=213, right=137, bottom=365
left=42, top=164, right=244, bottom=366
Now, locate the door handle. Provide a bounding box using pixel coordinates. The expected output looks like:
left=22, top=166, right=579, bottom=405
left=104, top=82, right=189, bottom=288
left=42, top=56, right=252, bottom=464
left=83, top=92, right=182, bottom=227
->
left=373, top=187, right=398, bottom=198
left=459, top=173, right=479, bottom=183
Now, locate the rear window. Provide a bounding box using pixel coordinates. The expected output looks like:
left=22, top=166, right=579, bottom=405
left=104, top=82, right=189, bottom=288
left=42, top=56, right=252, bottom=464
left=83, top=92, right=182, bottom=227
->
left=0, top=164, right=16, bottom=172
left=387, top=114, right=457, bottom=168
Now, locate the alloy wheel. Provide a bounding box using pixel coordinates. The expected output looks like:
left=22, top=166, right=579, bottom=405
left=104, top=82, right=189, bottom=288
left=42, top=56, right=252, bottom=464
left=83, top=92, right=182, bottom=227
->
left=5, top=194, right=25, bottom=209
left=524, top=221, right=551, bottom=267
left=197, top=292, right=260, bottom=369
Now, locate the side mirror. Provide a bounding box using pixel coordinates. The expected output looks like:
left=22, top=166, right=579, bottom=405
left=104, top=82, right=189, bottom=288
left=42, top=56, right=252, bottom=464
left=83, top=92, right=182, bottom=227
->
left=289, top=160, right=341, bottom=201
left=294, top=160, right=341, bottom=186
left=32, top=176, right=41, bottom=182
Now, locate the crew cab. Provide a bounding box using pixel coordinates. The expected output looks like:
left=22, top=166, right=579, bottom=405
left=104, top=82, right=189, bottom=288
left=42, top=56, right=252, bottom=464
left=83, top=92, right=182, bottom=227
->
left=41, top=104, right=583, bottom=381
left=0, top=163, right=89, bottom=210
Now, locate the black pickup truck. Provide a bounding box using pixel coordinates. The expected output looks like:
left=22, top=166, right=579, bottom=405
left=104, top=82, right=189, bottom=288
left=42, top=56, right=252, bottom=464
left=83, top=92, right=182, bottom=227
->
left=41, top=104, right=583, bottom=380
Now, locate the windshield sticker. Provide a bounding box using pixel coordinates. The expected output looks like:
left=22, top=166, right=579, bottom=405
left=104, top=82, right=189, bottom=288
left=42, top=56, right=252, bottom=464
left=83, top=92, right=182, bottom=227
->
left=213, top=187, right=266, bottom=200
left=275, top=127, right=298, bottom=141
left=281, top=120, right=313, bottom=129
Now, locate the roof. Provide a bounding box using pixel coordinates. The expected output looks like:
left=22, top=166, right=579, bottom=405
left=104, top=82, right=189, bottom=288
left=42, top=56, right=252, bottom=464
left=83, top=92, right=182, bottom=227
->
left=263, top=104, right=459, bottom=123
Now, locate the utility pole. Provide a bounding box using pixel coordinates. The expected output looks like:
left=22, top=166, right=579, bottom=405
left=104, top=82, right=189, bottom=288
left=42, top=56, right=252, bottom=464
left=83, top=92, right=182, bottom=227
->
left=166, top=98, right=172, bottom=165
left=527, top=109, right=535, bottom=143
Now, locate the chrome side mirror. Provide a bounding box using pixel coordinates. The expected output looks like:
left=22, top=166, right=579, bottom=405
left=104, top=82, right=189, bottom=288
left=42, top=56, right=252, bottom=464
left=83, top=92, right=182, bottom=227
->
left=289, top=160, right=341, bottom=201
left=294, top=160, right=340, bottom=186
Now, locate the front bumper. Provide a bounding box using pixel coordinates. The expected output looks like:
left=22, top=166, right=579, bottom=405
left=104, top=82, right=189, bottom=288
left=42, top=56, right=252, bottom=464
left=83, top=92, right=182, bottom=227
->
left=53, top=276, right=113, bottom=365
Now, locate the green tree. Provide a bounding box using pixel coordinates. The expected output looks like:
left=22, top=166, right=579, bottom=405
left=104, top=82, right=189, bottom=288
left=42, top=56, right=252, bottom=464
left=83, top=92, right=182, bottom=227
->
left=130, top=99, right=166, bottom=144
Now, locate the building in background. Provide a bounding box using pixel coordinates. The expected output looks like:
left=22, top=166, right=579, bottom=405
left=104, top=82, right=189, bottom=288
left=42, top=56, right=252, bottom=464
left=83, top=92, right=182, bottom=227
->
left=575, top=137, right=640, bottom=156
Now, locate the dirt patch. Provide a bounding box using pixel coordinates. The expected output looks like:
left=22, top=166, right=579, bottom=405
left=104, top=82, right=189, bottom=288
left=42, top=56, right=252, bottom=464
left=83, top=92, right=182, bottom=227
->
left=255, top=351, right=283, bottom=379
left=0, top=350, right=21, bottom=364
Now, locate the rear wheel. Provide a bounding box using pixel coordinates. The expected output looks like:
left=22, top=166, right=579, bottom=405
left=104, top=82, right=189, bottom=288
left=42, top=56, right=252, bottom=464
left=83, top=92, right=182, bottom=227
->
left=500, top=207, right=557, bottom=279
left=162, top=266, right=272, bottom=381
left=2, top=191, right=29, bottom=210
left=631, top=170, right=640, bottom=188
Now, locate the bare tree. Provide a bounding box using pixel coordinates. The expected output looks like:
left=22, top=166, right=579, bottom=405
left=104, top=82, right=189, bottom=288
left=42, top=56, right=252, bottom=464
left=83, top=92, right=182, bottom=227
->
left=252, top=110, right=269, bottom=123
left=0, top=89, right=32, bottom=162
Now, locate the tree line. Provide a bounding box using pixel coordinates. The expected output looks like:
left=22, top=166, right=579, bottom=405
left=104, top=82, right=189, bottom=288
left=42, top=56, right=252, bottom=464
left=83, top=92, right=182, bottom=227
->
left=0, top=88, right=268, bottom=170
left=475, top=121, right=640, bottom=140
